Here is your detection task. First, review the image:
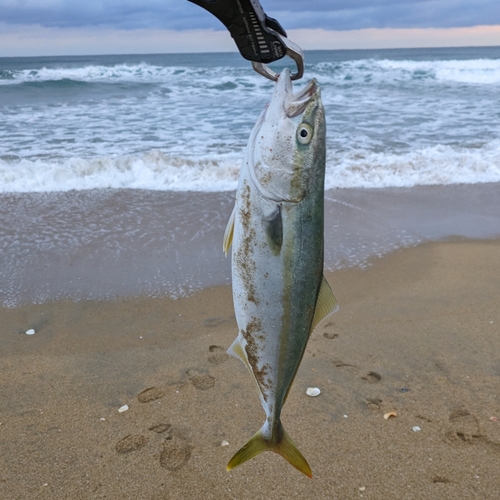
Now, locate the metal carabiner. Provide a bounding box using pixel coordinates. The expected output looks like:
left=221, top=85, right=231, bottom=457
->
left=251, top=34, right=304, bottom=82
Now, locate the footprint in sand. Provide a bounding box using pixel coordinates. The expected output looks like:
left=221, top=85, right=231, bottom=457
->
left=361, top=371, right=382, bottom=383
left=332, top=358, right=358, bottom=369
left=208, top=345, right=228, bottom=365
left=137, top=386, right=166, bottom=403
left=446, top=408, right=481, bottom=443
left=187, top=369, right=215, bottom=390
left=159, top=438, right=191, bottom=471
left=442, top=409, right=500, bottom=454
left=115, top=434, right=149, bottom=454
left=365, top=398, right=383, bottom=410
left=149, top=423, right=172, bottom=436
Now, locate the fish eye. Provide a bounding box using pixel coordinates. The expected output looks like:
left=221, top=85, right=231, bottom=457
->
left=297, top=124, right=313, bottom=145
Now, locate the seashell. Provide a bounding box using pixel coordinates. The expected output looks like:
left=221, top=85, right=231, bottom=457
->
left=412, top=426, right=421, bottom=432
left=118, top=404, right=129, bottom=413
left=306, top=387, right=321, bottom=397
left=384, top=411, right=398, bottom=419
left=25, top=329, right=35, bottom=335
left=221, top=440, right=229, bottom=446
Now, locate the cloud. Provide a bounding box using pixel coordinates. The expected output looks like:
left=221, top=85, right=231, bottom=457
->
left=0, top=0, right=499, bottom=31
left=268, top=0, right=500, bottom=30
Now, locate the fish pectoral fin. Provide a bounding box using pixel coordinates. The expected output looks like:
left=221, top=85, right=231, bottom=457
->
left=227, top=420, right=312, bottom=478
left=263, top=205, right=282, bottom=255
left=223, top=205, right=236, bottom=256
left=310, top=275, right=339, bottom=334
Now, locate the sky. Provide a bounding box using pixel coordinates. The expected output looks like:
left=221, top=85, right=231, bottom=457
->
left=1, top=0, right=499, bottom=57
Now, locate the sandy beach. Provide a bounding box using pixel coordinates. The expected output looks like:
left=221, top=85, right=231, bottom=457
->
left=1, top=238, right=499, bottom=499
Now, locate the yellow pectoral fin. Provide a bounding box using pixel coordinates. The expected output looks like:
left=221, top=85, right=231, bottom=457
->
left=310, top=275, right=339, bottom=334
left=223, top=206, right=236, bottom=256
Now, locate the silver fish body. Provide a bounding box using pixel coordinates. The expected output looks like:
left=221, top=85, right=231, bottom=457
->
left=223, top=68, right=338, bottom=477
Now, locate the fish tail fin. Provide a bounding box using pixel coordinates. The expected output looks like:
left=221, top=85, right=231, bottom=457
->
left=226, top=420, right=312, bottom=478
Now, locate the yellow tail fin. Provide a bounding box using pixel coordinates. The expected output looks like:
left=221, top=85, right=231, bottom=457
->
left=226, top=421, right=312, bottom=478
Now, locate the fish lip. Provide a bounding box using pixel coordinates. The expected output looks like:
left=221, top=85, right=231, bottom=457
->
left=275, top=69, right=319, bottom=119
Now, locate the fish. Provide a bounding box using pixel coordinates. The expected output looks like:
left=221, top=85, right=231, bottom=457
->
left=223, top=68, right=339, bottom=477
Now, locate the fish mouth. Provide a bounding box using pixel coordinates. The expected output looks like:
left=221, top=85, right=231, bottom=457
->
left=286, top=78, right=318, bottom=118
left=272, top=68, right=319, bottom=119
left=264, top=69, right=319, bottom=125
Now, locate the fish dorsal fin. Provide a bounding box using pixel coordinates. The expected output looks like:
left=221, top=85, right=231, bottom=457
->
left=223, top=206, right=236, bottom=256
left=310, top=276, right=339, bottom=334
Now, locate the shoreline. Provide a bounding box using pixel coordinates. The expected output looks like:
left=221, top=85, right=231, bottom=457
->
left=1, top=238, right=499, bottom=498
left=1, top=182, right=499, bottom=307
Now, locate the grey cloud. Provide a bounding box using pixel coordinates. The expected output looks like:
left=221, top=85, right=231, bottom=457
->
left=1, top=0, right=499, bottom=30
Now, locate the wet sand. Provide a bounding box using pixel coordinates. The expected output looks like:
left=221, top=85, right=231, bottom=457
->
left=2, top=183, right=499, bottom=306
left=1, top=238, right=499, bottom=499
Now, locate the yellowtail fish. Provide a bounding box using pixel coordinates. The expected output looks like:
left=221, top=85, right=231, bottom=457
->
left=223, top=68, right=339, bottom=477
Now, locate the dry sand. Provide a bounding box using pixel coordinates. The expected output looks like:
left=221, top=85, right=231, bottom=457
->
left=1, top=239, right=499, bottom=499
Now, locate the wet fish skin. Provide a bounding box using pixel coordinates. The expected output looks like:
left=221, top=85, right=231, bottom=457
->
left=223, top=68, right=338, bottom=477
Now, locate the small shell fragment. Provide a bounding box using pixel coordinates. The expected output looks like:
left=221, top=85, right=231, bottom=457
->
left=306, top=387, right=321, bottom=397
left=118, top=405, right=129, bottom=413
left=384, top=411, right=398, bottom=419
left=25, top=329, right=35, bottom=335
left=412, top=426, right=421, bottom=432
left=490, top=416, right=498, bottom=422
left=221, top=440, right=229, bottom=446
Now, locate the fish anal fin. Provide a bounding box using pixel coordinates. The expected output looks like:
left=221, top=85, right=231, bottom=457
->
left=310, top=276, right=339, bottom=334
left=227, top=420, right=312, bottom=478
left=223, top=206, right=236, bottom=256
left=228, top=337, right=265, bottom=403
left=227, top=337, right=249, bottom=368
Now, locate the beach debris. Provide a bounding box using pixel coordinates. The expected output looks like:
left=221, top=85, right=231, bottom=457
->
left=412, top=426, right=421, bottom=432
left=384, top=411, right=398, bottom=420
left=100, top=418, right=106, bottom=421
left=25, top=329, right=35, bottom=335
left=221, top=440, right=230, bottom=446
left=490, top=416, right=498, bottom=422
left=306, top=387, right=321, bottom=397
left=400, top=388, right=409, bottom=393
left=359, top=486, right=366, bottom=492
left=344, top=415, right=348, bottom=418
left=223, top=69, right=336, bottom=478
left=118, top=404, right=129, bottom=413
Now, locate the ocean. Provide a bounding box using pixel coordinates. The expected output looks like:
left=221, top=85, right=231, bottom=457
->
left=1, top=46, right=500, bottom=306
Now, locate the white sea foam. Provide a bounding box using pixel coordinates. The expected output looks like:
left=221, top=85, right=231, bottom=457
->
left=0, top=151, right=241, bottom=193
left=376, top=59, right=500, bottom=85
left=0, top=63, right=183, bottom=85
left=2, top=141, right=499, bottom=193
left=313, top=58, right=500, bottom=85
left=2, top=51, right=499, bottom=193
left=0, top=62, right=268, bottom=88
left=326, top=141, right=500, bottom=189
left=3, top=58, right=500, bottom=87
